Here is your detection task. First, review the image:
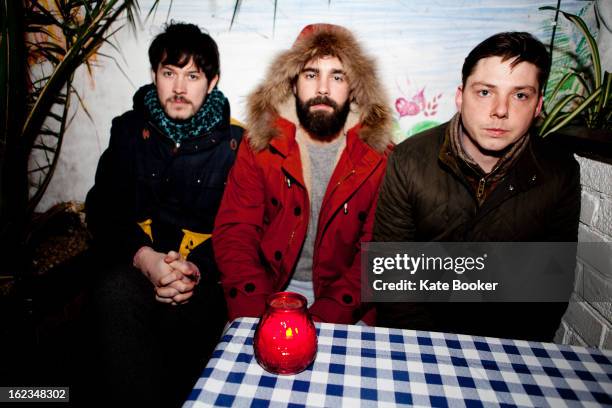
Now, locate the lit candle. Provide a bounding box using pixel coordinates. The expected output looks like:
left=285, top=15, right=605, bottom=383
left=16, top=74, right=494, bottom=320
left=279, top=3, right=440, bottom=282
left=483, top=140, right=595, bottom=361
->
left=253, top=292, right=318, bottom=375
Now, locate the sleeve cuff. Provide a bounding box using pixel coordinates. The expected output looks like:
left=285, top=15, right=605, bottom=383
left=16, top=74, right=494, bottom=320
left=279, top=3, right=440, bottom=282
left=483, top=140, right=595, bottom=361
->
left=309, top=298, right=355, bottom=324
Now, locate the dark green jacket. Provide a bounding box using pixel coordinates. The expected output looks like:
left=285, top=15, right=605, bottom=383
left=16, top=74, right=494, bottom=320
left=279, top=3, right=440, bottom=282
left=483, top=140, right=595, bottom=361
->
left=373, top=120, right=580, bottom=341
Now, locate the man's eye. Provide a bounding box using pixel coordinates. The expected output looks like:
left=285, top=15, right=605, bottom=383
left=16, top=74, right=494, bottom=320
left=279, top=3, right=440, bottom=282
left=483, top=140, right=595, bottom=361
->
left=304, top=73, right=316, bottom=79
left=162, top=71, right=173, bottom=77
left=333, top=75, right=344, bottom=82
left=477, top=89, right=490, bottom=97
left=515, top=92, right=529, bottom=100
left=189, top=74, right=200, bottom=80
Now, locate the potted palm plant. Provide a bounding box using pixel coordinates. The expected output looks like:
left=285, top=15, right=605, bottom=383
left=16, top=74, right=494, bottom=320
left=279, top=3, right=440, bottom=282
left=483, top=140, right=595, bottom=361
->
left=0, top=0, right=162, bottom=284
left=538, top=6, right=612, bottom=162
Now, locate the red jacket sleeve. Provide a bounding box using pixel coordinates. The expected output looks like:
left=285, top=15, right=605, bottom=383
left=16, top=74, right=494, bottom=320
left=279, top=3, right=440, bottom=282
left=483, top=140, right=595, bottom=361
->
left=213, top=137, right=274, bottom=320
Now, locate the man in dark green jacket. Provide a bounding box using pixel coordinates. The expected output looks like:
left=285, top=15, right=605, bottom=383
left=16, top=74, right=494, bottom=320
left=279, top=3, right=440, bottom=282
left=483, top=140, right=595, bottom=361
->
left=373, top=32, right=580, bottom=341
left=86, top=23, right=242, bottom=407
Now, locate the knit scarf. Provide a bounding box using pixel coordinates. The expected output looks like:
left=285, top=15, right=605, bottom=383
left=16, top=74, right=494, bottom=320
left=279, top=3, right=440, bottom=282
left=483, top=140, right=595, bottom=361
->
left=449, top=112, right=529, bottom=181
left=144, top=86, right=227, bottom=144
left=444, top=112, right=530, bottom=205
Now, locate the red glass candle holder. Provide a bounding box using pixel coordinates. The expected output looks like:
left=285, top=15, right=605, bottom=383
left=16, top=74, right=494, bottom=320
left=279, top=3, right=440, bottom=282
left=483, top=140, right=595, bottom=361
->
left=253, top=292, right=318, bottom=375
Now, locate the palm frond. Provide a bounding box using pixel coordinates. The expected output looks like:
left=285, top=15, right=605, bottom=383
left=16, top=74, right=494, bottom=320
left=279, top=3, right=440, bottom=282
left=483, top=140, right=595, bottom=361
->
left=539, top=5, right=608, bottom=136
left=541, top=88, right=602, bottom=137
left=230, top=0, right=242, bottom=30
left=20, top=0, right=167, bottom=214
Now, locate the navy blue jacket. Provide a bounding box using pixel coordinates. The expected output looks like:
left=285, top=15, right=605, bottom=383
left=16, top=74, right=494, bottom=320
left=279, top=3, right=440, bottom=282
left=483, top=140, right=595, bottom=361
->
left=86, top=84, right=243, bottom=283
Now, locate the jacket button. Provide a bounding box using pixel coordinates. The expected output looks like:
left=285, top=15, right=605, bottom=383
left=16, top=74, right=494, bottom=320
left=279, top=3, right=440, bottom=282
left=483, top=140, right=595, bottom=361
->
left=358, top=211, right=367, bottom=222
left=271, top=198, right=278, bottom=206
left=229, top=288, right=238, bottom=298
left=245, top=283, right=255, bottom=293
left=342, top=294, right=353, bottom=304
left=294, top=206, right=301, bottom=216
left=274, top=251, right=282, bottom=261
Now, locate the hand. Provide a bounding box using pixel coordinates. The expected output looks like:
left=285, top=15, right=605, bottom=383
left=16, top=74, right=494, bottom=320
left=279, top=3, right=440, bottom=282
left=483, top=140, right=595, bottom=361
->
left=133, top=247, right=191, bottom=304
left=164, top=251, right=201, bottom=283
left=133, top=246, right=178, bottom=287
left=155, top=251, right=200, bottom=305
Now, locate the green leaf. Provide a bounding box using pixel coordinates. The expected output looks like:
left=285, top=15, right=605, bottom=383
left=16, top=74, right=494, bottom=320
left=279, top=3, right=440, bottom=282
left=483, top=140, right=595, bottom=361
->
left=596, top=71, right=611, bottom=118
left=557, top=9, right=601, bottom=89
left=539, top=93, right=582, bottom=136
left=543, top=70, right=589, bottom=114
left=541, top=88, right=602, bottom=137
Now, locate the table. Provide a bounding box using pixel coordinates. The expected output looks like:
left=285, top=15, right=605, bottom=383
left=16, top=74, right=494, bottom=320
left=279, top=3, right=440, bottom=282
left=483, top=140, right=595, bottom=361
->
left=184, top=317, right=612, bottom=407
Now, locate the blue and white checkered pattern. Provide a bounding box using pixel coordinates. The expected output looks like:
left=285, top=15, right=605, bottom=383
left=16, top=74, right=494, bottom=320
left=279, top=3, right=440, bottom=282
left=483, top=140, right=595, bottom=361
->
left=184, top=318, right=612, bottom=407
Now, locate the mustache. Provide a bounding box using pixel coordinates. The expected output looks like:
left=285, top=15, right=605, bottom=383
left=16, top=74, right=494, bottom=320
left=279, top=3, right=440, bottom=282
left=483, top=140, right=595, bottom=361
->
left=305, top=96, right=339, bottom=110
left=166, top=95, right=192, bottom=104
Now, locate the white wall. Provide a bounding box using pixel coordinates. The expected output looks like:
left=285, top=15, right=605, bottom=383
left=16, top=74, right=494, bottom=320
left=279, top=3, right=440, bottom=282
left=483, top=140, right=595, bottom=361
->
left=37, top=0, right=589, bottom=211
left=556, top=156, right=612, bottom=350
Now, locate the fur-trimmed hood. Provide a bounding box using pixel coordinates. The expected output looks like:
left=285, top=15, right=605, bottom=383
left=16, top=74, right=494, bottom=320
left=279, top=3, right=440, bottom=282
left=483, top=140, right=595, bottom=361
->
left=246, top=23, right=392, bottom=153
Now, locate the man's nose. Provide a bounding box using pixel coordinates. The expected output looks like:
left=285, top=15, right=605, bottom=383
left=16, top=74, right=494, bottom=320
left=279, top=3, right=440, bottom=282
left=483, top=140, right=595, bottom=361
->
left=173, top=76, right=186, bottom=94
left=491, top=96, right=509, bottom=119
left=317, top=78, right=329, bottom=96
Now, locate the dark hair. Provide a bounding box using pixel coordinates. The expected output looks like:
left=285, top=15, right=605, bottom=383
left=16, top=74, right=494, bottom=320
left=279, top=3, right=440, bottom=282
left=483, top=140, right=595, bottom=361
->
left=148, top=22, right=220, bottom=81
left=461, top=32, right=551, bottom=93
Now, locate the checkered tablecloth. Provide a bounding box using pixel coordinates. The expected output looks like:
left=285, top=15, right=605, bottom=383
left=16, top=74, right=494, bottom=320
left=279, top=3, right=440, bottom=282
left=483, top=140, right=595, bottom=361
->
left=183, top=317, right=612, bottom=407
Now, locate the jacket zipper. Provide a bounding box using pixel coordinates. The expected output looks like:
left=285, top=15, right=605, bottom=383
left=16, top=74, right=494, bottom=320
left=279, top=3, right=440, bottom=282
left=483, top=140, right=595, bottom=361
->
left=146, top=120, right=213, bottom=152
left=327, top=169, right=355, bottom=199
left=461, top=158, right=493, bottom=203
left=477, top=178, right=486, bottom=201
left=312, top=169, right=356, bottom=271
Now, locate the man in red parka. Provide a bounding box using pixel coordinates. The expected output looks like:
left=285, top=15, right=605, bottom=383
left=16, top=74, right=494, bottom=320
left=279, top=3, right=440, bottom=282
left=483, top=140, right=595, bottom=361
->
left=213, top=24, right=392, bottom=324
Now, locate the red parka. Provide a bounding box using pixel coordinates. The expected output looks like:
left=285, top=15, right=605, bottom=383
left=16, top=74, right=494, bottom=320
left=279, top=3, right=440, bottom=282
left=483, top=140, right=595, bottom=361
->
left=213, top=24, right=393, bottom=324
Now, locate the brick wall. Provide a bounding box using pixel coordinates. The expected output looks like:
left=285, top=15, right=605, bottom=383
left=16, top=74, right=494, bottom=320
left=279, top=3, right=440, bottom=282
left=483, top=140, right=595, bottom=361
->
left=555, top=155, right=612, bottom=349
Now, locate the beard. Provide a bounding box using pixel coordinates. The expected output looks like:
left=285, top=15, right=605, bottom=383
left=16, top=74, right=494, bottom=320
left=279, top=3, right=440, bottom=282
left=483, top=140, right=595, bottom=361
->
left=295, top=95, right=350, bottom=142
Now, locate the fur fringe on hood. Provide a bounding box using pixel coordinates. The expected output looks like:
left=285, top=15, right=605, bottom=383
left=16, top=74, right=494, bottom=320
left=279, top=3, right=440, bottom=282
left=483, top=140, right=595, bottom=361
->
left=246, top=24, right=392, bottom=153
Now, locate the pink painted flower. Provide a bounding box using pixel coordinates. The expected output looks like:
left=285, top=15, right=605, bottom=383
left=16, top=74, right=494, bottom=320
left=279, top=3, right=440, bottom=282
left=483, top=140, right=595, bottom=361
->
left=412, top=88, right=426, bottom=110
left=395, top=97, right=420, bottom=117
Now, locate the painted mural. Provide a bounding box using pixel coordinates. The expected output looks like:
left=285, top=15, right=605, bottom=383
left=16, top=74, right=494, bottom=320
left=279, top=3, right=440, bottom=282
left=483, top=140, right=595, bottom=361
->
left=39, top=0, right=594, bottom=211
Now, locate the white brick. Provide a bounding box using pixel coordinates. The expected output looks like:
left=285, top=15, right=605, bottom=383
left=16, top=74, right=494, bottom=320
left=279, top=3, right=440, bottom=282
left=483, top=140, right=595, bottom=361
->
left=573, top=262, right=584, bottom=296
left=602, top=326, right=612, bottom=350
left=554, top=321, right=567, bottom=344
left=591, top=301, right=612, bottom=324
left=563, top=324, right=588, bottom=347
left=594, top=196, right=612, bottom=237
left=581, top=264, right=612, bottom=310
left=578, top=225, right=607, bottom=242
left=577, top=156, right=612, bottom=196
left=577, top=227, right=612, bottom=278
left=580, top=190, right=599, bottom=225
left=562, top=300, right=604, bottom=347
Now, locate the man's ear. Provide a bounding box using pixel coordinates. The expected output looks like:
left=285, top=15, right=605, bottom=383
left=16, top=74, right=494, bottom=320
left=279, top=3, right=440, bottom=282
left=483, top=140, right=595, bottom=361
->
left=151, top=69, right=157, bottom=85
left=455, top=85, right=463, bottom=111
left=207, top=75, right=220, bottom=94
left=534, top=94, right=544, bottom=117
